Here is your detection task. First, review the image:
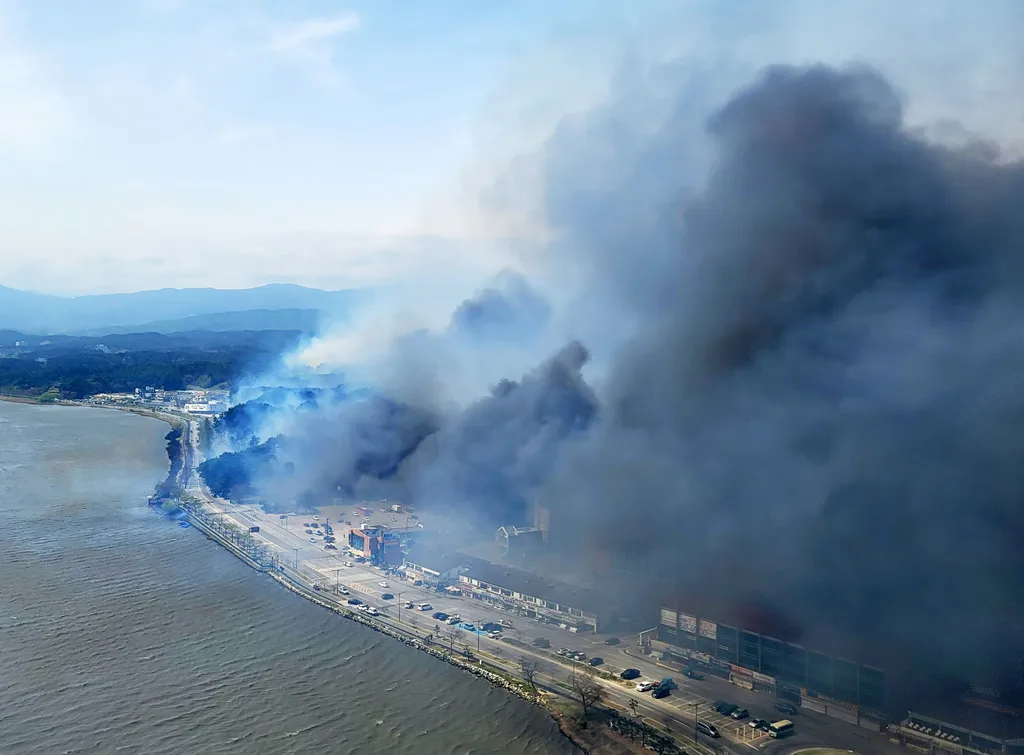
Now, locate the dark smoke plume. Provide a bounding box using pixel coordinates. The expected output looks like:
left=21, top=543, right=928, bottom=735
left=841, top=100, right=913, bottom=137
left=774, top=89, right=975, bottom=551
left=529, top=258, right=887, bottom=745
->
left=537, top=63, right=1024, bottom=695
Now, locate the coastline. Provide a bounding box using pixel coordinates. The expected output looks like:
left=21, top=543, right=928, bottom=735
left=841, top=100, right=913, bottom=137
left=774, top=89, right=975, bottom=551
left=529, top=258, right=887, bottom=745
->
left=2, top=395, right=673, bottom=754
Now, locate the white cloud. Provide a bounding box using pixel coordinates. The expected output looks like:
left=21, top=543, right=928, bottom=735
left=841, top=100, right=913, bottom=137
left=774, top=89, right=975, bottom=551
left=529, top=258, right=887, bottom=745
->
left=267, top=11, right=361, bottom=88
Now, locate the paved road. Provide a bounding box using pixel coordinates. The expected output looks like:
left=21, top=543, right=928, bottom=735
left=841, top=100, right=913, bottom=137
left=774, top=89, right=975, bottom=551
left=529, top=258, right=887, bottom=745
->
left=181, top=423, right=896, bottom=755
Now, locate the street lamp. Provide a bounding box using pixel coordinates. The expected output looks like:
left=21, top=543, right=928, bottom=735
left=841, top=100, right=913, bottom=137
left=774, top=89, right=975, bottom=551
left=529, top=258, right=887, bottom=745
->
left=692, top=701, right=704, bottom=743
left=334, top=568, right=342, bottom=593
left=396, top=592, right=405, bottom=622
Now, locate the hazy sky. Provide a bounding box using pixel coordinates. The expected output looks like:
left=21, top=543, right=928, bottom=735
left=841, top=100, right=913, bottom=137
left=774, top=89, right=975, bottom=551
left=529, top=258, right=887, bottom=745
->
left=0, top=0, right=624, bottom=294
left=1, top=0, right=1021, bottom=296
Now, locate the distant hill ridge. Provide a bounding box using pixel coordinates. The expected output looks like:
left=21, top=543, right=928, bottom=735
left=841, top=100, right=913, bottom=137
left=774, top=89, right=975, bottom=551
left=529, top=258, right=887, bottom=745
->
left=0, top=283, right=365, bottom=334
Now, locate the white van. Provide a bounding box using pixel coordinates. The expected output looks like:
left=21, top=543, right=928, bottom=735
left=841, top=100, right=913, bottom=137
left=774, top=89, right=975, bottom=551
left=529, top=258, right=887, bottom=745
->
left=417, top=603, right=433, bottom=611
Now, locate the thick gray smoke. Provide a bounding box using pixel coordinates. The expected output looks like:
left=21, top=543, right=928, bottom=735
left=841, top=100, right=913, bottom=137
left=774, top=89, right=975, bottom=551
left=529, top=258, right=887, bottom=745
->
left=537, top=63, right=1024, bottom=695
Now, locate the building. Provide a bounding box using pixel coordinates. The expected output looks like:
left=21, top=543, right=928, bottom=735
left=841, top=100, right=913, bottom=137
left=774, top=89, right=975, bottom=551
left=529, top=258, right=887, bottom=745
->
left=402, top=547, right=477, bottom=587
left=655, top=602, right=887, bottom=726
left=459, top=562, right=609, bottom=633
left=347, top=525, right=402, bottom=565
left=891, top=708, right=1024, bottom=755
left=495, top=525, right=543, bottom=558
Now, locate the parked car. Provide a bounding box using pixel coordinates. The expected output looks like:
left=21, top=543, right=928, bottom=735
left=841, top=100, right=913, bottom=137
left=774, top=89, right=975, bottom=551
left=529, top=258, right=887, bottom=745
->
left=697, top=722, right=720, bottom=739
left=750, top=719, right=770, bottom=731
left=588, top=657, right=604, bottom=667
left=532, top=637, right=551, bottom=648
left=481, top=622, right=502, bottom=632
left=605, top=637, right=621, bottom=646
left=432, top=612, right=448, bottom=620
left=636, top=681, right=656, bottom=693
left=305, top=529, right=313, bottom=534
left=774, top=702, right=798, bottom=716
left=339, top=588, right=350, bottom=595
left=308, top=537, right=317, bottom=543
left=462, top=623, right=476, bottom=632
left=347, top=598, right=362, bottom=605
left=325, top=544, right=337, bottom=550
left=652, top=687, right=670, bottom=699
left=683, top=668, right=704, bottom=680
left=405, top=601, right=415, bottom=609
left=488, top=631, right=502, bottom=639
left=378, top=581, right=389, bottom=588
left=381, top=593, right=394, bottom=600
left=731, top=708, right=749, bottom=720
left=417, top=603, right=432, bottom=611
left=446, top=616, right=460, bottom=625
left=620, top=668, right=641, bottom=680
left=712, top=701, right=738, bottom=716
left=574, top=652, right=587, bottom=661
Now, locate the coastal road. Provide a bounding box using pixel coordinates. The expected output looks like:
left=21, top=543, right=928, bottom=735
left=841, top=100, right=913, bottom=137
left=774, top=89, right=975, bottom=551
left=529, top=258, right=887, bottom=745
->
left=180, top=430, right=893, bottom=755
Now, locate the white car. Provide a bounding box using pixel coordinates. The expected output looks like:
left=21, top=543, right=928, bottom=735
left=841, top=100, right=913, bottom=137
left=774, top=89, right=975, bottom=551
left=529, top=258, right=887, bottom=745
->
left=636, top=681, right=656, bottom=693
left=308, top=537, right=316, bottom=543
left=312, top=515, right=319, bottom=520
left=417, top=603, right=433, bottom=611
left=344, top=561, right=354, bottom=567
left=340, top=588, right=350, bottom=595
left=378, top=581, right=389, bottom=588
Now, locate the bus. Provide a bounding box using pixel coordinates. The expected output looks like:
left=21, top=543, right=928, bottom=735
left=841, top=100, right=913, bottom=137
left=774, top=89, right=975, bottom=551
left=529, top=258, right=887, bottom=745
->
left=769, top=720, right=794, bottom=738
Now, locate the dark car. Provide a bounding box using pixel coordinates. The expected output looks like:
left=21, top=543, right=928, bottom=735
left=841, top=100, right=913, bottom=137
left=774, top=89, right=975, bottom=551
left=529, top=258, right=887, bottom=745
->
left=347, top=598, right=362, bottom=605
left=620, top=668, right=641, bottom=680
left=325, top=544, right=337, bottom=550
left=750, top=718, right=770, bottom=731
left=588, top=657, right=604, bottom=667
left=774, top=702, right=798, bottom=716
left=712, top=701, right=737, bottom=716
left=652, top=687, right=670, bottom=699
left=532, top=637, right=551, bottom=648
left=605, top=636, right=621, bottom=646
left=305, top=529, right=314, bottom=534
left=731, top=708, right=749, bottom=720
left=432, top=612, right=448, bottom=620
left=481, top=622, right=502, bottom=632
left=683, top=669, right=704, bottom=680
left=381, top=593, right=394, bottom=600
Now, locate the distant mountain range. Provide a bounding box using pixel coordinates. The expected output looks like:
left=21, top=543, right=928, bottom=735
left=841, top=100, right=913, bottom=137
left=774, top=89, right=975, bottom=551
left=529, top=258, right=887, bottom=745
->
left=0, top=284, right=364, bottom=334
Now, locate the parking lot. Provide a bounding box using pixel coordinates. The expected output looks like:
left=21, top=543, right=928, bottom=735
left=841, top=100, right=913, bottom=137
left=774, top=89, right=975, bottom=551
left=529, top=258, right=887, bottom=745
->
left=202, top=501, right=895, bottom=754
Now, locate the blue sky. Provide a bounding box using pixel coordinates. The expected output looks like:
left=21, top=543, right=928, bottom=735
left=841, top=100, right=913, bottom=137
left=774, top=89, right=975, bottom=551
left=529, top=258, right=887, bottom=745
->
left=0, top=0, right=625, bottom=293
left=1, top=0, right=1021, bottom=296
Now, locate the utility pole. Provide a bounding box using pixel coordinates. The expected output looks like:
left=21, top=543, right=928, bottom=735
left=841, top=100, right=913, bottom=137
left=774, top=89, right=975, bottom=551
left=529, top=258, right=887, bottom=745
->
left=693, top=700, right=703, bottom=743
left=397, top=592, right=404, bottom=622
left=293, top=548, right=299, bottom=570
left=335, top=568, right=342, bottom=592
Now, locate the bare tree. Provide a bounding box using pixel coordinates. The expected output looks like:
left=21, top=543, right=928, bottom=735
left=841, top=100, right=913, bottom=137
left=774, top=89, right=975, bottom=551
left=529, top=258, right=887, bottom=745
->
left=568, top=664, right=604, bottom=725
left=519, top=656, right=540, bottom=698
left=512, top=627, right=525, bottom=644
left=628, top=698, right=639, bottom=717
left=447, top=625, right=465, bottom=652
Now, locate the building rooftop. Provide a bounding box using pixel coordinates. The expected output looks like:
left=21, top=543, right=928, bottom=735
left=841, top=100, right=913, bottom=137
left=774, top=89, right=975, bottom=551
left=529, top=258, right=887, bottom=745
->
left=462, top=561, right=605, bottom=616
left=403, top=546, right=480, bottom=575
